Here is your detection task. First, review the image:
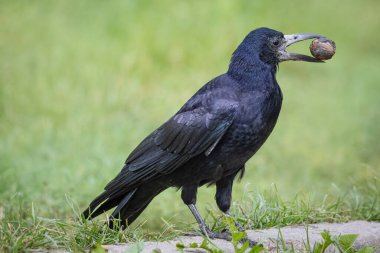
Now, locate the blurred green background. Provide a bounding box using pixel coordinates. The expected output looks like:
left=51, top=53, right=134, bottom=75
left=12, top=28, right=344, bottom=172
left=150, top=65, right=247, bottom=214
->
left=1, top=0, right=379, bottom=231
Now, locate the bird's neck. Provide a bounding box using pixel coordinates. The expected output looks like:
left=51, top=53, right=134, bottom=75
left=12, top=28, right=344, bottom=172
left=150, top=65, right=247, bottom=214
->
left=227, top=50, right=279, bottom=90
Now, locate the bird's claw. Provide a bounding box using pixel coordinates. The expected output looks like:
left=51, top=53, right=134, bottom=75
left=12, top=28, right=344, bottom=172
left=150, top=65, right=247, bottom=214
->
left=201, top=226, right=232, bottom=240
left=222, top=228, right=259, bottom=247
left=240, top=237, right=260, bottom=247
left=201, top=227, right=259, bottom=247
left=235, top=223, right=245, bottom=232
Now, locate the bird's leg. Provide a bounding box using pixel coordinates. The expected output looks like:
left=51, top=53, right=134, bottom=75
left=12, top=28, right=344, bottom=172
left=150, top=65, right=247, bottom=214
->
left=216, top=176, right=244, bottom=230
left=187, top=204, right=231, bottom=240
left=225, top=210, right=244, bottom=232
left=216, top=174, right=258, bottom=247
left=182, top=185, right=230, bottom=240
left=223, top=209, right=259, bottom=247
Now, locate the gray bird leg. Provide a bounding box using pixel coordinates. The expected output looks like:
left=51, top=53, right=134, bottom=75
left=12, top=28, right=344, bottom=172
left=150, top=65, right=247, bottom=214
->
left=225, top=210, right=245, bottom=232
left=224, top=209, right=259, bottom=247
left=187, top=204, right=231, bottom=241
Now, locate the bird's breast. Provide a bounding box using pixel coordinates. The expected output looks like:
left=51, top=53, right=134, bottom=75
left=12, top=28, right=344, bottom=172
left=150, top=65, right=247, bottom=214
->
left=222, top=89, right=282, bottom=154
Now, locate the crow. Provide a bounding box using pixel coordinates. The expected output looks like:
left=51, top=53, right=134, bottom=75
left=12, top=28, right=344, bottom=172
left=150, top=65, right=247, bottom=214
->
left=83, top=27, right=324, bottom=243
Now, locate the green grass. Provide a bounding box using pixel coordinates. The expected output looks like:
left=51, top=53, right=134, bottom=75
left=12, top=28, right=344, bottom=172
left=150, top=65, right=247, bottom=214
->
left=1, top=184, right=378, bottom=252
left=1, top=0, right=380, bottom=251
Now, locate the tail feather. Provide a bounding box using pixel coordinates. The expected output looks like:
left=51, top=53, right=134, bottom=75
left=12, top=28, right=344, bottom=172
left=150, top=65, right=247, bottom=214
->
left=83, top=182, right=166, bottom=228
left=82, top=188, right=136, bottom=220
left=125, top=202, right=150, bottom=224
left=85, top=195, right=122, bottom=218
left=109, top=184, right=164, bottom=227
left=82, top=191, right=111, bottom=219
left=110, top=188, right=137, bottom=217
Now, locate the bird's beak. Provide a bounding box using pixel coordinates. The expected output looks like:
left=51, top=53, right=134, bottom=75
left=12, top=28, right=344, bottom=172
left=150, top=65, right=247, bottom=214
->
left=279, top=33, right=324, bottom=63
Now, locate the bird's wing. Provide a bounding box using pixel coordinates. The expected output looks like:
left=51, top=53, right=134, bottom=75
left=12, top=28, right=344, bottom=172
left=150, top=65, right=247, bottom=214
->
left=104, top=99, right=239, bottom=194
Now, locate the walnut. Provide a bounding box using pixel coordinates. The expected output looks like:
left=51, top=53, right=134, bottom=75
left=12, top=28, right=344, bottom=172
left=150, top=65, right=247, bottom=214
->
left=310, top=38, right=336, bottom=60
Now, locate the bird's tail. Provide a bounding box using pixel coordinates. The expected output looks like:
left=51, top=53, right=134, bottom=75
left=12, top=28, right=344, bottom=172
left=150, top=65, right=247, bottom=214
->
left=82, top=182, right=164, bottom=228
left=82, top=189, right=127, bottom=220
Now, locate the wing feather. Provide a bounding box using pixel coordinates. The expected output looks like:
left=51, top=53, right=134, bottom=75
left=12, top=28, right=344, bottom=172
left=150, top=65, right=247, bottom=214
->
left=104, top=99, right=239, bottom=199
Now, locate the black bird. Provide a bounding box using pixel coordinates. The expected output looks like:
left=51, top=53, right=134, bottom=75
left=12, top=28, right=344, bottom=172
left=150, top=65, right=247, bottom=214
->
left=83, top=27, right=324, bottom=241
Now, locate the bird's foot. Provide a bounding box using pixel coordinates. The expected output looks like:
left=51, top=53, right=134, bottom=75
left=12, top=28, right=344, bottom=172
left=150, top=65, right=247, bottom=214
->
left=234, top=221, right=245, bottom=232
left=221, top=228, right=259, bottom=247
left=201, top=227, right=259, bottom=247
left=239, top=237, right=260, bottom=247
left=201, top=226, right=232, bottom=241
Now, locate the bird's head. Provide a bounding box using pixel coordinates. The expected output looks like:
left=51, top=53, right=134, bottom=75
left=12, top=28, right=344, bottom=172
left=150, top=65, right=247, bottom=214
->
left=231, top=27, right=324, bottom=69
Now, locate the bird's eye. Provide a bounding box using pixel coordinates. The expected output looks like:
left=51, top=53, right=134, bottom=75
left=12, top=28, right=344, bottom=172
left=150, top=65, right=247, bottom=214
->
left=272, top=40, right=280, bottom=46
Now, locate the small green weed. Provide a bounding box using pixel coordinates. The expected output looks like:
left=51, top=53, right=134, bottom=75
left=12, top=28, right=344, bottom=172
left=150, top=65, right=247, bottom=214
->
left=223, top=216, right=265, bottom=253
left=275, top=228, right=375, bottom=253
left=310, top=230, right=374, bottom=253
left=176, top=239, right=224, bottom=253
left=125, top=241, right=144, bottom=253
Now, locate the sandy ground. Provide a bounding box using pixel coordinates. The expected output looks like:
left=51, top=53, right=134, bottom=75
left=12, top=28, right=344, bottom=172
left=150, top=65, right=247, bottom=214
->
left=102, top=221, right=380, bottom=253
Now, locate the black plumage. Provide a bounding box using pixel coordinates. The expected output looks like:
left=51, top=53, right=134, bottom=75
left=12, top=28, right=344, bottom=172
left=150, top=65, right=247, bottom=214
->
left=83, top=27, right=324, bottom=242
